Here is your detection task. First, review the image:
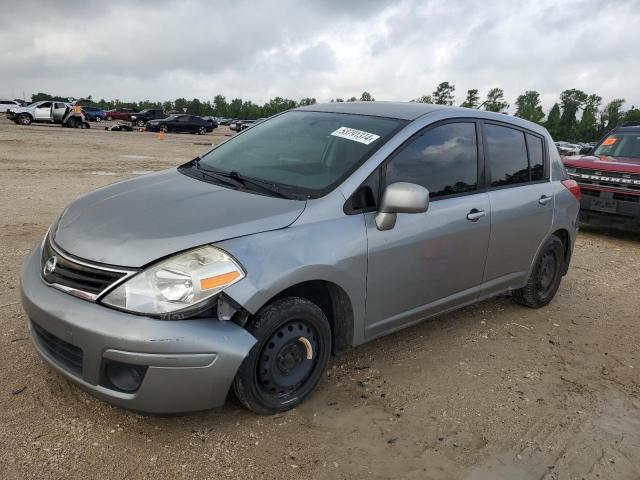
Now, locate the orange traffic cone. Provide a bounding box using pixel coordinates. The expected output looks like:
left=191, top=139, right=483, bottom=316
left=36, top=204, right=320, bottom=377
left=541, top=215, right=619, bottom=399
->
left=158, top=130, right=164, bottom=140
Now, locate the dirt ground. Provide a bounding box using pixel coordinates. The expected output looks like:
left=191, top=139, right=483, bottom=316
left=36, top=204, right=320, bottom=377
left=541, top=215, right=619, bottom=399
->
left=1, top=118, right=639, bottom=480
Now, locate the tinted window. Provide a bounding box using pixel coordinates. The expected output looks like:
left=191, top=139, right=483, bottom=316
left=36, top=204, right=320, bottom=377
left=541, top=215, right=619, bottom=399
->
left=486, top=124, right=529, bottom=187
left=386, top=122, right=478, bottom=198
left=38, top=102, right=52, bottom=109
left=526, top=134, right=545, bottom=181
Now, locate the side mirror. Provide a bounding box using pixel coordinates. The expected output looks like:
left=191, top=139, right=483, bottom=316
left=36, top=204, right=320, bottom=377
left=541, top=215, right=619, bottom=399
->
left=375, top=182, right=429, bottom=231
left=579, top=146, right=592, bottom=155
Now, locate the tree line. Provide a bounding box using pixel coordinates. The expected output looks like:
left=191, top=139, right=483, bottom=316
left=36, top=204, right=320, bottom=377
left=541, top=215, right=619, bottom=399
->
left=30, top=84, right=639, bottom=142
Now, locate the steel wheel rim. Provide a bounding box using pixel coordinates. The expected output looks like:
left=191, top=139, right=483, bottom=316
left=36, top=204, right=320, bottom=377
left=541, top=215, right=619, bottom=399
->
left=535, top=250, right=557, bottom=296
left=257, top=321, right=319, bottom=398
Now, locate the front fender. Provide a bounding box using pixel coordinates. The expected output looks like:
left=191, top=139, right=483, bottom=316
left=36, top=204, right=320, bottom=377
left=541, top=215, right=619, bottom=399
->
left=216, top=213, right=368, bottom=346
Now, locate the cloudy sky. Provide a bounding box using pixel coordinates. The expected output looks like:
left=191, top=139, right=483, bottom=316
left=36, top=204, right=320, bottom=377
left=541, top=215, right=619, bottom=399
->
left=1, top=0, right=639, bottom=112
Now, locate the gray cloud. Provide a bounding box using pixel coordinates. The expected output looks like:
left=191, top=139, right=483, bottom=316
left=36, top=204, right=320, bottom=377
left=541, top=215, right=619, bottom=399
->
left=1, top=0, right=638, bottom=111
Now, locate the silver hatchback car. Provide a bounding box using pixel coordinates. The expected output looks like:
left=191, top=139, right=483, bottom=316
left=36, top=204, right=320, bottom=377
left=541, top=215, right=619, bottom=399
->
left=21, top=102, right=580, bottom=414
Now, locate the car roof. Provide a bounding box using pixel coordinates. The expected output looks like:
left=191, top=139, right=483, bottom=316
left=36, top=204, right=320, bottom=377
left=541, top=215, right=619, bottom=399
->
left=615, top=125, right=640, bottom=133
left=295, top=101, right=448, bottom=120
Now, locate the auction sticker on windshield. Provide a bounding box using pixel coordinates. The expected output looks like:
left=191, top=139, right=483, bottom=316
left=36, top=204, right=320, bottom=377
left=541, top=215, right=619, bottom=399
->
left=331, top=126, right=380, bottom=145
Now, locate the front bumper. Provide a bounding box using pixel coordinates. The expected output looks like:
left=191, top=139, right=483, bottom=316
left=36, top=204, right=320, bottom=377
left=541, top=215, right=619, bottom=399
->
left=579, top=188, right=640, bottom=232
left=20, top=244, right=256, bottom=414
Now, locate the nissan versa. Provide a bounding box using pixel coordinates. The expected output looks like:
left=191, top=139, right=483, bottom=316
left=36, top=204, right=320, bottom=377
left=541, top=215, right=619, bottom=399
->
left=21, top=102, right=581, bottom=414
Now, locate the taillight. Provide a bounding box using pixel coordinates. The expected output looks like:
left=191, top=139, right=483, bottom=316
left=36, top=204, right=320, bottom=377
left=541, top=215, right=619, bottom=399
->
left=561, top=179, right=581, bottom=201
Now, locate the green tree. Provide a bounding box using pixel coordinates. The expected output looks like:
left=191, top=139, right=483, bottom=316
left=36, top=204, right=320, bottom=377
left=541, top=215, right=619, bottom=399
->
left=545, top=103, right=561, bottom=139
left=514, top=91, right=545, bottom=123
left=347, top=97, right=358, bottom=102
left=412, top=95, right=433, bottom=103
left=483, top=88, right=509, bottom=113
left=212, top=95, right=228, bottom=117
left=558, top=89, right=588, bottom=140
left=576, top=94, right=601, bottom=142
left=432, top=81, right=455, bottom=105
left=624, top=106, right=640, bottom=123
left=600, top=98, right=626, bottom=132
left=298, top=98, right=317, bottom=106
left=460, top=89, right=480, bottom=108
left=186, top=98, right=205, bottom=115
left=227, top=98, right=243, bottom=118
left=359, top=91, right=374, bottom=101
left=174, top=97, right=189, bottom=113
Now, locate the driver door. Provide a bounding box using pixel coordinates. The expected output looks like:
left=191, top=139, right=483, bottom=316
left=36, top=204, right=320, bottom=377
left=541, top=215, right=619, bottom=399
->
left=364, top=120, right=490, bottom=339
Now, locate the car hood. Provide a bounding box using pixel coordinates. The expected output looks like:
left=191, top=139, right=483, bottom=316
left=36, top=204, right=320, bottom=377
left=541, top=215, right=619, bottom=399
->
left=52, top=168, right=307, bottom=267
left=563, top=155, right=640, bottom=174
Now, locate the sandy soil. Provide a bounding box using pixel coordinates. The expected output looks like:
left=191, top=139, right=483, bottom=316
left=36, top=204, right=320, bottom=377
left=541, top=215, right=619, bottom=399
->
left=1, top=118, right=639, bottom=479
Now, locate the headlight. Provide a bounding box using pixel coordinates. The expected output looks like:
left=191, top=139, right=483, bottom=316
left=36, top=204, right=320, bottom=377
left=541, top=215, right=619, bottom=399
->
left=130, top=115, right=137, bottom=120
left=102, top=246, right=244, bottom=316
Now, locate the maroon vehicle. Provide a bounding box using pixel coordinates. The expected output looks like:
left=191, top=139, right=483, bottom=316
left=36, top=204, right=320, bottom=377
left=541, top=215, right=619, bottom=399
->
left=562, top=123, right=640, bottom=231
left=104, top=108, right=137, bottom=121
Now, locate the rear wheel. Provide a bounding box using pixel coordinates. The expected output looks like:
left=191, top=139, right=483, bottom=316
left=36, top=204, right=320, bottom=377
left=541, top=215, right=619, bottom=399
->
left=18, top=113, right=32, bottom=125
left=233, top=297, right=331, bottom=415
left=198, top=126, right=206, bottom=135
left=106, top=115, right=113, bottom=121
left=513, top=235, right=565, bottom=308
left=66, top=117, right=77, bottom=128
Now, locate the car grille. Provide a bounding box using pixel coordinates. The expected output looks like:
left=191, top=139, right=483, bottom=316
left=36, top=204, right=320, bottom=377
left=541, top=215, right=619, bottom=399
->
left=567, top=167, right=640, bottom=194
left=41, top=236, right=134, bottom=301
left=32, top=321, right=83, bottom=375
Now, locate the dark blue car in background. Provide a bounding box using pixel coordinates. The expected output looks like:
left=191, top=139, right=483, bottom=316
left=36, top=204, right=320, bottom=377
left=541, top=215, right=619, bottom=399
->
left=81, top=106, right=106, bottom=122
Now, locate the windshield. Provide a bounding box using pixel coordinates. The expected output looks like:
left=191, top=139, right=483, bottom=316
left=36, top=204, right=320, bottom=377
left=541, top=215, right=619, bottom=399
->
left=196, top=111, right=404, bottom=196
left=594, top=132, right=640, bottom=159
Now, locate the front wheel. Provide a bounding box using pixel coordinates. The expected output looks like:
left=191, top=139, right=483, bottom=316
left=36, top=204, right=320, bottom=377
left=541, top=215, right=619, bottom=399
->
left=136, top=119, right=145, bottom=127
left=159, top=124, right=168, bottom=133
left=513, top=235, right=565, bottom=308
left=198, top=126, right=206, bottom=135
left=18, top=113, right=32, bottom=125
left=233, top=297, right=332, bottom=415
left=95, top=116, right=102, bottom=122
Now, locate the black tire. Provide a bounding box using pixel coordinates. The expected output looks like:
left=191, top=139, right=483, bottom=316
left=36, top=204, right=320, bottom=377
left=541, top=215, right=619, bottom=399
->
left=233, top=297, right=332, bottom=415
left=106, top=115, right=113, bottom=121
left=67, top=117, right=77, bottom=128
left=159, top=124, right=168, bottom=133
left=136, top=119, right=146, bottom=127
left=18, top=113, right=32, bottom=125
left=513, top=235, right=565, bottom=308
left=95, top=116, right=102, bottom=123
left=198, top=126, right=206, bottom=135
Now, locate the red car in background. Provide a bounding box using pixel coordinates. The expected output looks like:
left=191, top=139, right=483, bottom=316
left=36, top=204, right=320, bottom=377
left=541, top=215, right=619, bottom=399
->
left=104, top=108, right=137, bottom=121
left=562, top=122, right=640, bottom=231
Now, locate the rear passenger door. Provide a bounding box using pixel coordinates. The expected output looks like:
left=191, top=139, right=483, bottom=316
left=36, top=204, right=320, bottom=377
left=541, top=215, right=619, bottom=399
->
left=365, top=120, right=491, bottom=338
left=482, top=122, right=553, bottom=293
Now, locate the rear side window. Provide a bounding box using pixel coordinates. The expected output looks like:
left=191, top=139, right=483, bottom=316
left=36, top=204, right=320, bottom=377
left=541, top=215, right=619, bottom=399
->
left=385, top=122, right=478, bottom=198
left=485, top=124, right=529, bottom=187
left=526, top=133, right=545, bottom=181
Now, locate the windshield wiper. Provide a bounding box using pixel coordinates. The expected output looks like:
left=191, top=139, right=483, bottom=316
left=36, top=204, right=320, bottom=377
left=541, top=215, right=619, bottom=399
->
left=192, top=158, right=292, bottom=199
left=191, top=158, right=243, bottom=189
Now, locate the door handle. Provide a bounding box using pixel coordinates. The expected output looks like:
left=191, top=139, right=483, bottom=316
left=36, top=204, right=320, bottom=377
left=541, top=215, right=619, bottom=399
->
left=538, top=195, right=553, bottom=206
left=466, top=209, right=486, bottom=221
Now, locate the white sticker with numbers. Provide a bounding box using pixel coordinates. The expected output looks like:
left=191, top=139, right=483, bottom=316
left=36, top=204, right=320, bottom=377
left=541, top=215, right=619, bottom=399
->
left=330, top=126, right=380, bottom=145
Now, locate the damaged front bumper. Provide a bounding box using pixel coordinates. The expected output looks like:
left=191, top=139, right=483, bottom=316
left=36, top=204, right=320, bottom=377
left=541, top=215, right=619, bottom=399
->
left=20, top=244, right=257, bottom=414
